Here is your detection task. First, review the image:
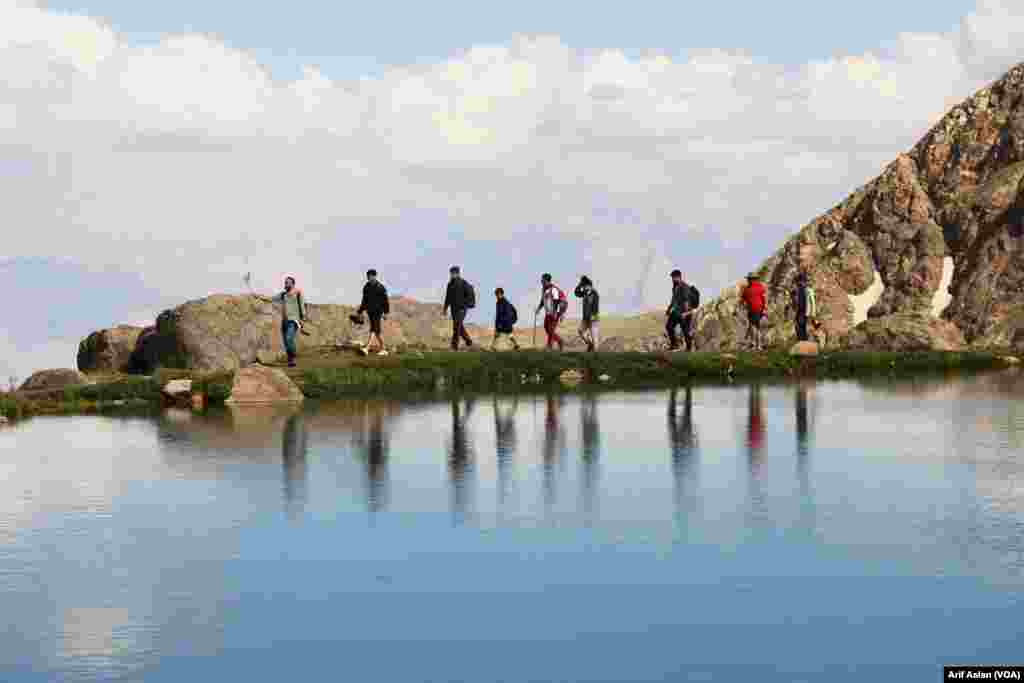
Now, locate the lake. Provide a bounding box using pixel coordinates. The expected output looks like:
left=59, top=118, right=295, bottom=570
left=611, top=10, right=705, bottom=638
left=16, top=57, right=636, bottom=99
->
left=1, top=374, right=1023, bottom=681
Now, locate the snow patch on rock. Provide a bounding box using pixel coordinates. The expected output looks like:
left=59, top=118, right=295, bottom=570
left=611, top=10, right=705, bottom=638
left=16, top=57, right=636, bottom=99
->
left=850, top=269, right=884, bottom=326
left=932, top=257, right=954, bottom=317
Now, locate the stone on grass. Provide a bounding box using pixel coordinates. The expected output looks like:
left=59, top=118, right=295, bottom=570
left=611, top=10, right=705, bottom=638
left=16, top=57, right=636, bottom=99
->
left=224, top=366, right=304, bottom=405
left=790, top=342, right=820, bottom=357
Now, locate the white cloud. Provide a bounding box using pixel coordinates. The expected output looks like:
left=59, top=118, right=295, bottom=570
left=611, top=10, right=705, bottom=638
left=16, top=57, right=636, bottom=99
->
left=1, top=0, right=1023, bottom=332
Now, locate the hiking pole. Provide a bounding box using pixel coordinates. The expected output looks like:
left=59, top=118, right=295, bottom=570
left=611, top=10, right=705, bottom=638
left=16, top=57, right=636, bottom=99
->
left=532, top=311, right=538, bottom=349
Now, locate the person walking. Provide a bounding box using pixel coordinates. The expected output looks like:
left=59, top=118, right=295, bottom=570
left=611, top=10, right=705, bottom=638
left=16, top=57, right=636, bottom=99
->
left=741, top=272, right=767, bottom=351
left=666, top=270, right=699, bottom=351
left=792, top=272, right=817, bottom=342
left=356, top=269, right=390, bottom=356
left=491, top=288, right=521, bottom=351
left=574, top=276, right=600, bottom=352
left=442, top=266, right=476, bottom=350
left=263, top=276, right=307, bottom=367
left=535, top=273, right=567, bottom=351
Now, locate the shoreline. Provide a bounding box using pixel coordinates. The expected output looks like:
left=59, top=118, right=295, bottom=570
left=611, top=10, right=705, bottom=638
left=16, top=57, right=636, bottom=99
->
left=1, top=349, right=1019, bottom=422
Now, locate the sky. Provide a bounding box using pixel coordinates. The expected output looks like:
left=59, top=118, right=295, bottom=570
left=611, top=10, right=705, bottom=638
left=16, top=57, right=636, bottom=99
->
left=2, top=0, right=1024, bottom=379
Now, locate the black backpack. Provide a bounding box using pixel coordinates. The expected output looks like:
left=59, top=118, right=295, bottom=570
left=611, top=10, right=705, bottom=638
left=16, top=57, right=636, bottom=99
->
left=509, top=303, right=518, bottom=325
left=689, top=284, right=700, bottom=309
left=464, top=280, right=476, bottom=309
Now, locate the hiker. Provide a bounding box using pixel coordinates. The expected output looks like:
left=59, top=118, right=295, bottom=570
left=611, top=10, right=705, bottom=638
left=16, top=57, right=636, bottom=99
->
left=356, top=269, right=390, bottom=356
left=574, top=276, right=600, bottom=352
left=442, top=266, right=476, bottom=350
left=741, top=273, right=767, bottom=351
left=535, top=273, right=568, bottom=351
left=491, top=288, right=521, bottom=351
left=791, top=271, right=817, bottom=342
left=260, top=276, right=307, bottom=367
left=666, top=270, right=699, bottom=351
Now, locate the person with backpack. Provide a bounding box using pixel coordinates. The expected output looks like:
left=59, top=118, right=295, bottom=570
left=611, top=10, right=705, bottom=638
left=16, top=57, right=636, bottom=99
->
left=574, top=276, right=600, bottom=352
left=356, top=269, right=390, bottom=356
left=259, top=276, right=307, bottom=367
left=741, top=272, right=767, bottom=351
left=792, top=271, right=817, bottom=342
left=666, top=270, right=699, bottom=351
left=442, top=265, right=475, bottom=350
left=535, top=273, right=567, bottom=351
left=491, top=288, right=521, bottom=351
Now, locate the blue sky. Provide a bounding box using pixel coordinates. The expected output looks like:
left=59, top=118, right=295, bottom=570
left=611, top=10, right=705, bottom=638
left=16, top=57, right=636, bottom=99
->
left=2, top=0, right=1023, bottom=378
left=48, top=0, right=973, bottom=80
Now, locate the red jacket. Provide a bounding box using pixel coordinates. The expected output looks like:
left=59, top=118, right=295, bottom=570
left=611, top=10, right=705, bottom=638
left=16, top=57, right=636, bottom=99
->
left=742, top=281, right=766, bottom=314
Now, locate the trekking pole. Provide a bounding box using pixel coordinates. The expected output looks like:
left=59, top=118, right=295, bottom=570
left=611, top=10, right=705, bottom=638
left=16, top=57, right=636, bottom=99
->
left=532, top=311, right=538, bottom=349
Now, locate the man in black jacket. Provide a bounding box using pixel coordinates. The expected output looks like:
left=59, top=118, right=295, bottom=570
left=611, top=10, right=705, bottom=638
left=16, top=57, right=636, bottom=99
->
left=357, top=269, right=390, bottom=356
left=442, top=266, right=475, bottom=350
left=574, top=276, right=600, bottom=352
left=666, top=269, right=698, bottom=351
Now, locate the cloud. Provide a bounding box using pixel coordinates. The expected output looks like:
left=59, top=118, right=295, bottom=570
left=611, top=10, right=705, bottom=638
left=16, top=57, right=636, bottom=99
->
left=2, top=0, right=1024, bottom=362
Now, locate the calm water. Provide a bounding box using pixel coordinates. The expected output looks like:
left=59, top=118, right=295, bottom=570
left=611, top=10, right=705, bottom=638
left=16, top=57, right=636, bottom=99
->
left=2, top=375, right=1024, bottom=682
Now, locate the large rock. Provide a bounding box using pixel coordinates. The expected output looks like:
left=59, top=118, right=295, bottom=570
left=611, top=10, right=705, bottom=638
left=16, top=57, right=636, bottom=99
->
left=77, top=325, right=145, bottom=374
left=126, top=294, right=463, bottom=373
left=20, top=368, right=87, bottom=392
left=224, top=366, right=304, bottom=405
left=790, top=341, right=819, bottom=356
left=842, top=313, right=967, bottom=351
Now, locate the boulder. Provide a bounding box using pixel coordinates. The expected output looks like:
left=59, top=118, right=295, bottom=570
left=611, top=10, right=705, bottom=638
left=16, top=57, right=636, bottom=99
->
left=841, top=313, right=967, bottom=351
left=162, top=379, right=193, bottom=402
left=0, top=415, right=9, bottom=425
left=77, top=325, right=145, bottom=374
left=224, top=366, right=304, bottom=405
left=559, top=369, right=585, bottom=386
left=19, top=369, right=87, bottom=392
left=790, top=341, right=820, bottom=356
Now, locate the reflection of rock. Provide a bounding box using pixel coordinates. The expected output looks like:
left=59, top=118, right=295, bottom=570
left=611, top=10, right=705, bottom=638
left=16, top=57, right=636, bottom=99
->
left=60, top=607, right=132, bottom=659
left=224, top=366, right=304, bottom=405
left=842, top=313, right=967, bottom=351
left=77, top=325, right=144, bottom=374
left=19, top=368, right=86, bottom=392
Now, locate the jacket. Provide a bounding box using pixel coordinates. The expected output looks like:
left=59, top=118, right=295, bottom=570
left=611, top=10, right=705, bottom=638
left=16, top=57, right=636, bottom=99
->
left=358, top=280, right=390, bottom=316
left=794, top=284, right=817, bottom=319
left=668, top=282, right=694, bottom=316
left=574, top=285, right=600, bottom=322
left=444, top=277, right=471, bottom=314
left=539, top=285, right=567, bottom=317
left=272, top=289, right=306, bottom=323
left=742, top=282, right=766, bottom=314
left=495, top=299, right=517, bottom=333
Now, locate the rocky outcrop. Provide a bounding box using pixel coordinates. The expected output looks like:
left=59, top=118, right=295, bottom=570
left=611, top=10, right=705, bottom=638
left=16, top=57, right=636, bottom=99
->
left=695, top=62, right=1024, bottom=352
left=20, top=368, right=87, bottom=392
left=841, top=313, right=967, bottom=351
left=224, top=366, right=304, bottom=405
left=126, top=294, right=461, bottom=373
left=77, top=325, right=145, bottom=374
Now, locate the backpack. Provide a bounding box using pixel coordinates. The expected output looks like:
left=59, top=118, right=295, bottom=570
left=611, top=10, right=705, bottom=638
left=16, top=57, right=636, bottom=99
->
left=555, top=287, right=568, bottom=316
left=689, top=284, right=700, bottom=309
left=509, top=303, right=518, bottom=325
left=464, top=280, right=476, bottom=309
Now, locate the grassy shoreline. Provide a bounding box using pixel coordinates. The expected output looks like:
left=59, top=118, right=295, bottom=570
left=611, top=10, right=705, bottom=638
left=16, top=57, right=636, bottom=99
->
left=1, top=349, right=1018, bottom=422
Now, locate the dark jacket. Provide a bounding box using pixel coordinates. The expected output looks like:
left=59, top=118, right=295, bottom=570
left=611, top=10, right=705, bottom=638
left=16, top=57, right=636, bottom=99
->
left=495, top=299, right=517, bottom=333
left=668, top=282, right=694, bottom=316
left=574, top=285, right=600, bottom=322
left=358, top=280, right=389, bottom=316
left=444, top=277, right=471, bottom=314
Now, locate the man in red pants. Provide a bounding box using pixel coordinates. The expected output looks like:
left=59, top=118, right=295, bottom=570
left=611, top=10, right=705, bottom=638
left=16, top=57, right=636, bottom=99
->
left=535, top=273, right=567, bottom=351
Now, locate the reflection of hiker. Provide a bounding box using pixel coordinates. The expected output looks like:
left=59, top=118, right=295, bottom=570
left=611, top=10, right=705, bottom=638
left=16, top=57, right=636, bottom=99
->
left=791, top=272, right=817, bottom=342
left=442, top=266, right=476, bottom=351
left=795, top=384, right=810, bottom=462
left=741, top=273, right=767, bottom=351
left=260, top=276, right=307, bottom=367
left=352, top=407, right=390, bottom=513
left=668, top=386, right=699, bottom=515
left=535, top=274, right=568, bottom=351
left=666, top=270, right=699, bottom=351
left=447, top=398, right=476, bottom=524
left=356, top=269, right=390, bottom=356
left=282, top=412, right=308, bottom=519
left=494, top=396, right=518, bottom=509
left=574, top=276, right=600, bottom=352
left=580, top=393, right=601, bottom=520
left=491, top=288, right=521, bottom=351
left=746, top=383, right=766, bottom=473
left=542, top=393, right=565, bottom=508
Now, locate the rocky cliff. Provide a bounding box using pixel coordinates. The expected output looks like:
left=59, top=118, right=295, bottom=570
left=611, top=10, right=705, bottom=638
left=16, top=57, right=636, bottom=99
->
left=695, top=62, right=1024, bottom=352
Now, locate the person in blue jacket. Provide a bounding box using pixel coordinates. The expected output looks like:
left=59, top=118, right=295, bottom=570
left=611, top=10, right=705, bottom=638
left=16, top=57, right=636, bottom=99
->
left=491, top=288, right=521, bottom=351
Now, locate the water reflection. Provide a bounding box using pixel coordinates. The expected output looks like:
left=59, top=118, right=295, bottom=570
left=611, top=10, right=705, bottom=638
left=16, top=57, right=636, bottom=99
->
left=447, top=398, right=476, bottom=525
left=543, top=394, right=567, bottom=511
left=350, top=405, right=391, bottom=515
left=494, top=396, right=518, bottom=512
left=746, top=384, right=768, bottom=524
left=668, top=387, right=699, bottom=518
left=579, top=394, right=601, bottom=522
left=281, top=413, right=308, bottom=519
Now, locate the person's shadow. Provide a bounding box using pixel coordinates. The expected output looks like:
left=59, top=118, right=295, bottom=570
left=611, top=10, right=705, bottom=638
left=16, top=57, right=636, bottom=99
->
left=282, top=412, right=309, bottom=521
